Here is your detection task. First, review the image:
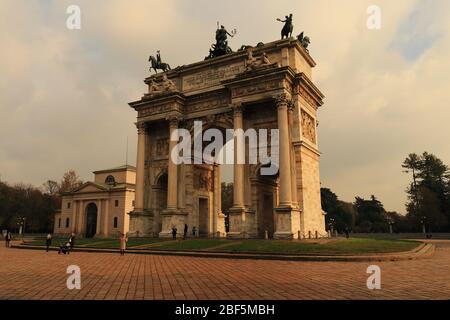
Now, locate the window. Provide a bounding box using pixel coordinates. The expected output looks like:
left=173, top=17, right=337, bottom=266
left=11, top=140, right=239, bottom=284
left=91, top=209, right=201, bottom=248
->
left=105, top=175, right=116, bottom=186
left=67, top=202, right=71, bottom=209
left=58, top=218, right=61, bottom=228
left=65, top=218, right=70, bottom=228
left=132, top=200, right=135, bottom=207
left=113, top=217, right=118, bottom=228
left=115, top=200, right=119, bottom=207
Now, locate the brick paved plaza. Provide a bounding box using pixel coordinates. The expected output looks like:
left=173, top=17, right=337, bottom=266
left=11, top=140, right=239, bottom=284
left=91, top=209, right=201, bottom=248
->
left=0, top=240, right=449, bottom=300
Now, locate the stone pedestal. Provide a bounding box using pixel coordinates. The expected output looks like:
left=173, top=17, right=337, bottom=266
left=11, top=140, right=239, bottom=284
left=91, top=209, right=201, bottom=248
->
left=128, top=210, right=153, bottom=237
left=273, top=206, right=301, bottom=239
left=227, top=207, right=256, bottom=239
left=216, top=212, right=226, bottom=238
left=158, top=209, right=187, bottom=238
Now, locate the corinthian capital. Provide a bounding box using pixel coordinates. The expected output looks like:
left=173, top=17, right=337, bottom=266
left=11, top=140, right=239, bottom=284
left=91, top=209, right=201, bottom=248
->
left=275, top=93, right=292, bottom=108
left=136, top=122, right=147, bottom=134
left=230, top=102, right=244, bottom=116
left=167, top=116, right=180, bottom=128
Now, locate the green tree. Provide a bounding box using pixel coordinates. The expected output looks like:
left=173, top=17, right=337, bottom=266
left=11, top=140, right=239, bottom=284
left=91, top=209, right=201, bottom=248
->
left=403, top=152, right=449, bottom=231
left=321, top=188, right=354, bottom=232
left=354, top=195, right=388, bottom=232
left=221, top=182, right=233, bottom=232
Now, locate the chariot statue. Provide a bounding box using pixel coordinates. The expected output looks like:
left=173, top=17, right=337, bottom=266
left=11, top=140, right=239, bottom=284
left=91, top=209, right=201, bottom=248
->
left=205, top=23, right=237, bottom=59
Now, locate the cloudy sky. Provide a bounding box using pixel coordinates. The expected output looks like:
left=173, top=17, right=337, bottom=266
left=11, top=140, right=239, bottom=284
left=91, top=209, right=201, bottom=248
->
left=1, top=0, right=449, bottom=213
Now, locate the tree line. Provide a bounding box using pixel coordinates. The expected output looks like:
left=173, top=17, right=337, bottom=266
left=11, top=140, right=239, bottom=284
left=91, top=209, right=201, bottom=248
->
left=0, top=171, right=83, bottom=233
left=322, top=152, right=450, bottom=233
left=1, top=151, right=449, bottom=234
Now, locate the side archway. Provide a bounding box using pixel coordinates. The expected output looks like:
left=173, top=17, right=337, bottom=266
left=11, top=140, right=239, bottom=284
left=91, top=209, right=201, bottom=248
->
left=85, top=202, right=98, bottom=238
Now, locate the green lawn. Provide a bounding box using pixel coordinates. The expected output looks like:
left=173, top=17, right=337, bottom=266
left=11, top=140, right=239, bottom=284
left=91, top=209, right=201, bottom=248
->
left=87, top=239, right=168, bottom=249
left=219, top=238, right=420, bottom=255
left=24, top=237, right=420, bottom=255
left=150, top=239, right=229, bottom=251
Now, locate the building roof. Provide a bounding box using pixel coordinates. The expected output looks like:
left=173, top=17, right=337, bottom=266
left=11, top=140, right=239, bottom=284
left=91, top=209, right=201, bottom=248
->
left=92, top=164, right=136, bottom=174
left=61, top=181, right=135, bottom=196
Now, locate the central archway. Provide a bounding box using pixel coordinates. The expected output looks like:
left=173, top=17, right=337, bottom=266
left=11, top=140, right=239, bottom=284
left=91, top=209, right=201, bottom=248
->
left=85, top=202, right=98, bottom=238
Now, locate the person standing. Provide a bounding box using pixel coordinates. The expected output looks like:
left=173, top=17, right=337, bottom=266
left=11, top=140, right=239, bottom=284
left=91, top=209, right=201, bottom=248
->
left=344, top=228, right=350, bottom=239
left=119, top=233, right=128, bottom=256
left=69, top=233, right=75, bottom=251
left=46, top=234, right=52, bottom=252
left=183, top=224, right=188, bottom=240
left=192, top=226, right=197, bottom=238
left=172, top=226, right=177, bottom=240
left=5, top=231, right=12, bottom=248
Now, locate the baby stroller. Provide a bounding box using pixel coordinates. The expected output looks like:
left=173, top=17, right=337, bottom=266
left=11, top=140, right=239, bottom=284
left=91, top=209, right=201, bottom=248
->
left=58, top=242, right=71, bottom=254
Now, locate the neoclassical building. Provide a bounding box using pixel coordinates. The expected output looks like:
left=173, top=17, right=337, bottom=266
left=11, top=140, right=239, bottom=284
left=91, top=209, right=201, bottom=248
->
left=128, top=38, right=326, bottom=239
left=53, top=165, right=136, bottom=238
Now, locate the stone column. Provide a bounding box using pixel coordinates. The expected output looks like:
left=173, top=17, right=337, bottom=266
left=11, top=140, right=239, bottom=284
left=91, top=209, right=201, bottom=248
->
left=134, top=122, right=147, bottom=213
left=77, top=200, right=84, bottom=235
left=96, top=200, right=102, bottom=236
left=71, top=200, right=78, bottom=233
left=166, top=117, right=179, bottom=210
left=232, top=104, right=245, bottom=209
left=228, top=104, right=247, bottom=238
left=102, top=199, right=109, bottom=237
left=276, top=94, right=292, bottom=207
left=213, top=165, right=220, bottom=236
left=287, top=103, right=298, bottom=207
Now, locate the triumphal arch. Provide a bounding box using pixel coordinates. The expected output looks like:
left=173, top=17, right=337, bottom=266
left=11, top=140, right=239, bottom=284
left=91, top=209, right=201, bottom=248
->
left=128, top=38, right=326, bottom=239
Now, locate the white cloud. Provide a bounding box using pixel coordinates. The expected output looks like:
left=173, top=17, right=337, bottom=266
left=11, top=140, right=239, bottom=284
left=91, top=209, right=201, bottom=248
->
left=0, top=0, right=449, bottom=213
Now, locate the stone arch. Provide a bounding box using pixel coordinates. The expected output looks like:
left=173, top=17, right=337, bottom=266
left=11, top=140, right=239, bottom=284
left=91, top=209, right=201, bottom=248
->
left=251, top=164, right=279, bottom=238
left=85, top=202, right=98, bottom=238
left=153, top=171, right=168, bottom=234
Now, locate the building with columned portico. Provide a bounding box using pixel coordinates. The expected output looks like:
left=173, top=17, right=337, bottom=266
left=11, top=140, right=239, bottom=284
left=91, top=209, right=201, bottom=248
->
left=53, top=165, right=136, bottom=238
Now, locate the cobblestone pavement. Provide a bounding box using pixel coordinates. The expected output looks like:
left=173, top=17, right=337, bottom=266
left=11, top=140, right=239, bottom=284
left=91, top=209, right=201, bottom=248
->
left=0, top=240, right=449, bottom=300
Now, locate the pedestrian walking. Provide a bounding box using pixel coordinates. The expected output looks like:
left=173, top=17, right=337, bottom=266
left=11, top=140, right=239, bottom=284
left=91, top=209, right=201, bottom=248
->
left=46, top=233, right=52, bottom=252
left=119, top=233, right=128, bottom=256
left=183, top=224, right=188, bottom=240
left=172, top=226, right=177, bottom=240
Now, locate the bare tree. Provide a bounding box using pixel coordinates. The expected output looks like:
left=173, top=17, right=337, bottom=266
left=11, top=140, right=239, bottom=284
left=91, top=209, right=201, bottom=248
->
left=59, top=170, right=83, bottom=193
left=42, top=180, right=60, bottom=195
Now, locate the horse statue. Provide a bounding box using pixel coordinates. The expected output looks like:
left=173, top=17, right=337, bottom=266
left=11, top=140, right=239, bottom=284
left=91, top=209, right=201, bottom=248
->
left=277, top=14, right=294, bottom=39
left=149, top=55, right=171, bottom=74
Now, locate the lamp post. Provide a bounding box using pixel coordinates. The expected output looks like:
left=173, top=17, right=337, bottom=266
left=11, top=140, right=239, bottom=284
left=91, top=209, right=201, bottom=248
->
left=328, top=218, right=335, bottom=236
left=420, top=216, right=427, bottom=234
left=17, top=217, right=26, bottom=243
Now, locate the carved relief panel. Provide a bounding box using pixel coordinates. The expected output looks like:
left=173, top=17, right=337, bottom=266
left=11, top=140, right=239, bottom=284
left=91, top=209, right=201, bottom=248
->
left=193, top=167, right=213, bottom=192
left=301, top=109, right=316, bottom=144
